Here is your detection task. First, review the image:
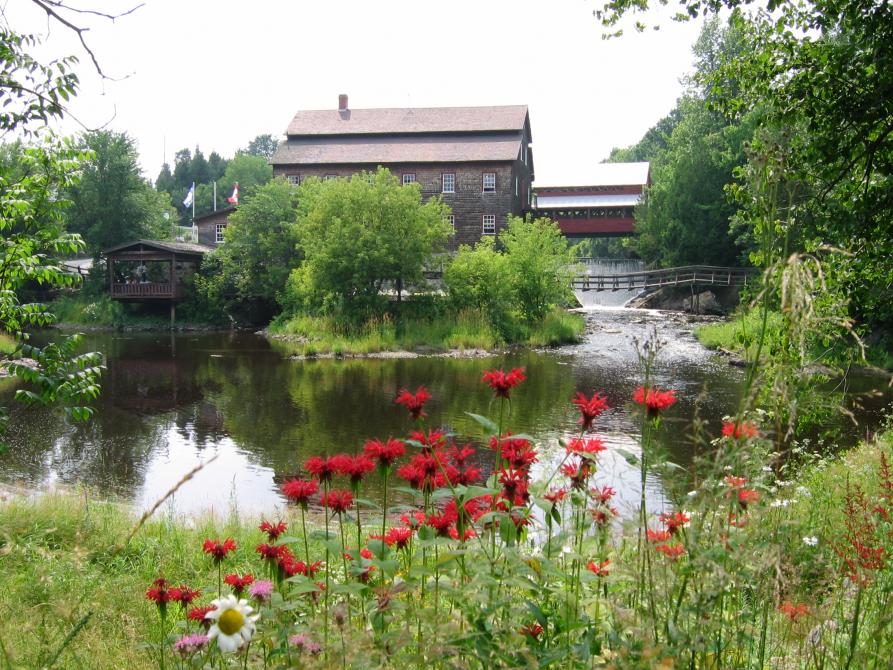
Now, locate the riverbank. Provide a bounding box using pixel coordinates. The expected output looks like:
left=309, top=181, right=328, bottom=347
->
left=50, top=293, right=229, bottom=331
left=267, top=308, right=585, bottom=357
left=695, top=309, right=893, bottom=370
left=2, top=427, right=889, bottom=668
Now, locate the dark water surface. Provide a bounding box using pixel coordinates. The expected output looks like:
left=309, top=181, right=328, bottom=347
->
left=1, top=309, right=888, bottom=516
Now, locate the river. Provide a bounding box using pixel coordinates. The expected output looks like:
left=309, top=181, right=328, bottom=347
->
left=1, top=308, right=888, bottom=517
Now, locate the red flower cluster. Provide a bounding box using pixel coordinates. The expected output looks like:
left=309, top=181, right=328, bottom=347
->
left=492, top=434, right=538, bottom=471
left=544, top=488, right=567, bottom=504
left=561, top=459, right=594, bottom=490
left=304, top=456, right=338, bottom=483
left=722, top=421, right=759, bottom=439
left=202, top=538, right=236, bottom=562
left=363, top=438, right=405, bottom=467
left=591, top=485, right=616, bottom=505
left=224, top=573, right=254, bottom=596
left=409, top=429, right=447, bottom=451
left=320, top=489, right=354, bottom=513
left=723, top=475, right=747, bottom=489
left=395, top=386, right=432, bottom=420
left=259, top=520, right=287, bottom=542
left=169, top=585, right=201, bottom=606
left=281, top=478, right=319, bottom=507
left=566, top=437, right=606, bottom=458
left=520, top=623, right=544, bottom=639
left=482, top=367, right=526, bottom=398
left=836, top=481, right=888, bottom=586
left=655, top=542, right=685, bottom=560
left=400, top=511, right=426, bottom=528
left=381, top=527, right=413, bottom=549
left=330, top=453, right=376, bottom=487
left=737, top=488, right=759, bottom=508
left=659, top=511, right=690, bottom=535
left=145, top=578, right=171, bottom=606
left=572, top=392, right=609, bottom=431
left=633, top=386, right=677, bottom=417
left=647, top=529, right=672, bottom=543
left=187, top=605, right=214, bottom=626
left=778, top=601, right=809, bottom=622
left=586, top=559, right=610, bottom=576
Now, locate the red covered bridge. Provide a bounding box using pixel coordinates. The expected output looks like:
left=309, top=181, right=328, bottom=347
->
left=532, top=162, right=649, bottom=237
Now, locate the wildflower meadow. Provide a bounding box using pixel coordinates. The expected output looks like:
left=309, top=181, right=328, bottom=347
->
left=125, top=342, right=893, bottom=669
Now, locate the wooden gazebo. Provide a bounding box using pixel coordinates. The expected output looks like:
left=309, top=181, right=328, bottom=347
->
left=102, top=240, right=213, bottom=323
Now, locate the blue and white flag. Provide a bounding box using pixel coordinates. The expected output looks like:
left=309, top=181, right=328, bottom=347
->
left=182, top=182, right=195, bottom=208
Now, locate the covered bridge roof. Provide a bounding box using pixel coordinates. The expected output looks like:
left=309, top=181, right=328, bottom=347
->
left=102, top=240, right=214, bottom=256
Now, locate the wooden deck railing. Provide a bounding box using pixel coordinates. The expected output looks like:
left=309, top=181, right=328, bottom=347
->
left=111, top=282, right=174, bottom=298
left=572, top=265, right=757, bottom=292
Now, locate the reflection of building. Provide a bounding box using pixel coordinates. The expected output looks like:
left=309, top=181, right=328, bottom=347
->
left=271, top=95, right=534, bottom=248
left=194, top=207, right=235, bottom=246
left=533, top=162, right=650, bottom=237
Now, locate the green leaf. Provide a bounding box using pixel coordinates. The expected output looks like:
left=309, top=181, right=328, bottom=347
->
left=464, top=412, right=499, bottom=435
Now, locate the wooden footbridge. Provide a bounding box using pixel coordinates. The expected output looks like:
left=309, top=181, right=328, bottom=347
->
left=572, top=265, right=757, bottom=292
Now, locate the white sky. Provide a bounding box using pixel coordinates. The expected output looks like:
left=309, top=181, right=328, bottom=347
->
left=7, top=0, right=702, bottom=185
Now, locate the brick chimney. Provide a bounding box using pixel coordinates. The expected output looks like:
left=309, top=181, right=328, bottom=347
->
left=338, top=94, right=348, bottom=112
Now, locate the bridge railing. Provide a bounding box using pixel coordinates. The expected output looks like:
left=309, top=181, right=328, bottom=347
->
left=572, top=265, right=758, bottom=292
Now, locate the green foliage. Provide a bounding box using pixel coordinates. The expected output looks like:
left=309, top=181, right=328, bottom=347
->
left=197, top=178, right=301, bottom=325
left=64, top=130, right=174, bottom=255
left=242, top=133, right=279, bottom=160
left=284, top=168, right=451, bottom=322
left=444, top=216, right=577, bottom=338
left=500, top=215, right=577, bottom=323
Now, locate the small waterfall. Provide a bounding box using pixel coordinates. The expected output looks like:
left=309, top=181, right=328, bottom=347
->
left=574, top=257, right=645, bottom=308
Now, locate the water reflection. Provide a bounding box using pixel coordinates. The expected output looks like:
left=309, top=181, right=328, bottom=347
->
left=1, top=309, right=887, bottom=515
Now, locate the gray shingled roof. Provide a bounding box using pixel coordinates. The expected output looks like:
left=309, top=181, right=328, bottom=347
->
left=271, top=134, right=522, bottom=166
left=285, top=105, right=528, bottom=137
left=103, top=240, right=214, bottom=255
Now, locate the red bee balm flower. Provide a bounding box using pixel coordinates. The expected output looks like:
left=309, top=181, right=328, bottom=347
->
left=544, top=488, right=567, bottom=504
left=259, top=520, right=287, bottom=541
left=659, top=511, right=690, bottom=535
left=566, top=437, right=607, bottom=457
left=224, top=573, right=254, bottom=596
left=482, top=367, right=526, bottom=398
left=572, top=392, right=609, bottom=430
left=647, top=529, right=672, bottom=543
left=395, top=386, right=432, bottom=420
left=655, top=543, right=686, bottom=560
left=520, top=623, right=544, bottom=639
left=722, top=421, right=759, bottom=439
left=187, top=605, right=215, bottom=627
left=330, top=453, right=376, bottom=486
left=320, top=489, right=354, bottom=513
left=778, top=601, right=809, bottom=622
left=363, top=438, right=405, bottom=467
left=202, top=538, right=236, bottom=562
left=145, top=578, right=171, bottom=606
left=304, top=456, right=338, bottom=483
left=383, top=527, right=413, bottom=549
left=281, top=478, right=319, bottom=507
left=586, top=559, right=611, bottom=576
left=633, top=386, right=677, bottom=417
left=169, top=586, right=201, bottom=606
left=738, top=488, right=759, bottom=508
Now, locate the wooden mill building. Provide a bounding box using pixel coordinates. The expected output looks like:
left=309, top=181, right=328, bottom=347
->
left=533, top=162, right=650, bottom=237
left=271, top=95, right=534, bottom=248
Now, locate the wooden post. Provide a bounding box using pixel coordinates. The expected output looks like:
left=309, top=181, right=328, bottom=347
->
left=170, top=302, right=175, bottom=330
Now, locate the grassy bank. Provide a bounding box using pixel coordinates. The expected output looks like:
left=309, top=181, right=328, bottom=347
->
left=696, top=308, right=893, bottom=369
left=268, top=308, right=585, bottom=355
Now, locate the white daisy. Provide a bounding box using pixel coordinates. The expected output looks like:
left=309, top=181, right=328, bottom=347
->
left=206, top=595, right=260, bottom=653
left=803, top=535, right=819, bottom=547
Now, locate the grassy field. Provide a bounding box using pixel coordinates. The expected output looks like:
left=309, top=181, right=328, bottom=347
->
left=269, top=308, right=585, bottom=356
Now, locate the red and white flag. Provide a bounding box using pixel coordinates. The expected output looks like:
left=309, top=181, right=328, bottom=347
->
left=227, top=182, right=239, bottom=205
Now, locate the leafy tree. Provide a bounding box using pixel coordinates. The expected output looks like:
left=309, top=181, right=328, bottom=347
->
left=285, top=168, right=451, bottom=321
left=197, top=178, right=301, bottom=324
left=65, top=130, right=174, bottom=255
left=443, top=237, right=514, bottom=336
left=220, top=154, right=273, bottom=201
left=243, top=134, right=279, bottom=161
left=597, top=0, right=893, bottom=327
left=0, top=23, right=103, bottom=444
left=500, top=216, right=577, bottom=322
left=207, top=151, right=227, bottom=181
left=155, top=162, right=176, bottom=195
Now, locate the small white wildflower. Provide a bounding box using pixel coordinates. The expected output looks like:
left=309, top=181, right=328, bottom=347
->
left=723, top=465, right=733, bottom=471
left=796, top=485, right=811, bottom=497
left=803, top=536, right=819, bottom=546
left=762, top=466, right=773, bottom=473
left=561, top=545, right=573, bottom=555
left=687, top=490, right=698, bottom=498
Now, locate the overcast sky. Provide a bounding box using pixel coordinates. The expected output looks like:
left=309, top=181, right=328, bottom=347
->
left=8, top=0, right=702, bottom=185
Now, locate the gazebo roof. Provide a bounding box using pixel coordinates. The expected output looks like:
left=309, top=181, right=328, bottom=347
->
left=102, top=240, right=214, bottom=257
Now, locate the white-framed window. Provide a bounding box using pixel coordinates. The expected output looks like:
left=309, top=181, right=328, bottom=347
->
left=287, top=174, right=302, bottom=186
left=482, top=172, right=496, bottom=193
left=447, top=214, right=455, bottom=229
left=402, top=173, right=416, bottom=185
left=482, top=214, right=496, bottom=235
left=215, top=223, right=227, bottom=244
left=325, top=174, right=338, bottom=181
left=442, top=173, right=455, bottom=193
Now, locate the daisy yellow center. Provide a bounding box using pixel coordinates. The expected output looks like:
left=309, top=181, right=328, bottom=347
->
left=218, top=608, right=245, bottom=636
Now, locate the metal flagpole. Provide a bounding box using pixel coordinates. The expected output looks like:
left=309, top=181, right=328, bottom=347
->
left=192, top=186, right=196, bottom=242
left=213, top=181, right=217, bottom=212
